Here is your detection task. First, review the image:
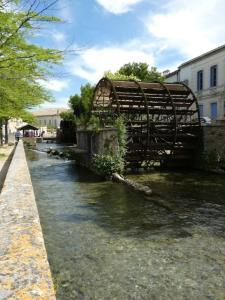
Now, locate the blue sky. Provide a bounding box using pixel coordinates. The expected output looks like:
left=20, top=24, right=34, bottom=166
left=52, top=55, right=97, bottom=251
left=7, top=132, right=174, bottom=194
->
left=35, top=0, right=225, bottom=109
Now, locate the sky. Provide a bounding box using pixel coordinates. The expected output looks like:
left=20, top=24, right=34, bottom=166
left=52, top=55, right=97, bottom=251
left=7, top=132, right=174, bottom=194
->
left=34, top=0, right=225, bottom=109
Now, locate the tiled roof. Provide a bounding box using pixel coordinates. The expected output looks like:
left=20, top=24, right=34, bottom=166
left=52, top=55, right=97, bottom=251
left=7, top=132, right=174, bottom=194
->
left=32, top=108, right=68, bottom=117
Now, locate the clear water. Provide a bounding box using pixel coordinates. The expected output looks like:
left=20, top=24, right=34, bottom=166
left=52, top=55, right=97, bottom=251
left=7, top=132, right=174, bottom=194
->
left=27, top=144, right=225, bottom=300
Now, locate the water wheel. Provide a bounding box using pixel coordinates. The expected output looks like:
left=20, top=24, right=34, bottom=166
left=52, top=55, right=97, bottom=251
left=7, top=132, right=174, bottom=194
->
left=92, top=78, right=201, bottom=168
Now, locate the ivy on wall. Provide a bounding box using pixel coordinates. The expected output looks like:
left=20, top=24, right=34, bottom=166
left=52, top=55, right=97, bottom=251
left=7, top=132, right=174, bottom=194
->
left=91, top=117, right=127, bottom=178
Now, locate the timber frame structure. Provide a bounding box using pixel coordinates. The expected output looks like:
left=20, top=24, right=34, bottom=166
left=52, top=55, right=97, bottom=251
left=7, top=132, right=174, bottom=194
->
left=92, top=78, right=201, bottom=168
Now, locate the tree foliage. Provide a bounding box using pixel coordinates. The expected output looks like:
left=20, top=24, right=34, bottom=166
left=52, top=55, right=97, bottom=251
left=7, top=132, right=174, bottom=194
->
left=105, top=62, right=164, bottom=82
left=68, top=83, right=95, bottom=124
left=60, top=109, right=76, bottom=122
left=104, top=70, right=138, bottom=81
left=0, top=0, right=63, bottom=122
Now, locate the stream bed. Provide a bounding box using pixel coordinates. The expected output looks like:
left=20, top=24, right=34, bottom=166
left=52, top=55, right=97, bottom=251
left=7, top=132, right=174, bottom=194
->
left=27, top=144, right=225, bottom=299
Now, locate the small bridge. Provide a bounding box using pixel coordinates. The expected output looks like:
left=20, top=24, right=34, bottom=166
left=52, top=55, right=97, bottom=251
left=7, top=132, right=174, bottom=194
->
left=92, top=78, right=201, bottom=168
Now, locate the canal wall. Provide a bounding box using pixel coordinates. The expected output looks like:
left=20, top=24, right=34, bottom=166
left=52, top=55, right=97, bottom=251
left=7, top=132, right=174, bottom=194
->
left=201, top=125, right=225, bottom=170
left=75, top=128, right=119, bottom=167
left=203, top=125, right=225, bottom=157
left=0, top=141, right=56, bottom=299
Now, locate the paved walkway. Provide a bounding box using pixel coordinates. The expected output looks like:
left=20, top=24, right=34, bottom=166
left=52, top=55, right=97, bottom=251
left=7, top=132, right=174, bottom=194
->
left=0, top=141, right=55, bottom=299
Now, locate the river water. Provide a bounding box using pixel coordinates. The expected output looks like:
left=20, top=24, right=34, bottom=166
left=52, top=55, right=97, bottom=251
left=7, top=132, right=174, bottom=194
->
left=27, top=144, right=225, bottom=300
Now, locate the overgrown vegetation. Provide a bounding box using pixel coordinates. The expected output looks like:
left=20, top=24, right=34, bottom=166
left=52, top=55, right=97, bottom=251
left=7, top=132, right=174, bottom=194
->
left=91, top=116, right=127, bottom=178
left=87, top=115, right=101, bottom=132
left=92, top=154, right=124, bottom=178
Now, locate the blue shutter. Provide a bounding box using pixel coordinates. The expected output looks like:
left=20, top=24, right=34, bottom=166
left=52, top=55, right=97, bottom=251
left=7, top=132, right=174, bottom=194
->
left=210, top=102, right=217, bottom=119
left=199, top=104, right=203, bottom=117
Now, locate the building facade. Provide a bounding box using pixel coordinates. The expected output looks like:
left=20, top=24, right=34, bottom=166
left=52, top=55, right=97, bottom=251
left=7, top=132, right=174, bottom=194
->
left=165, top=44, right=225, bottom=122
left=33, top=108, right=68, bottom=130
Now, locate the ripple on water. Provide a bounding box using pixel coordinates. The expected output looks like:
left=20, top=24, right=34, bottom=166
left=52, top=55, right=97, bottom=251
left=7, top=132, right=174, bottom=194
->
left=26, top=146, right=225, bottom=300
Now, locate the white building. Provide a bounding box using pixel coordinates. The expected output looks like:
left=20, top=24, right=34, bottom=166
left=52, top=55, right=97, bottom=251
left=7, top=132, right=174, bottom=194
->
left=33, top=108, right=68, bottom=130
left=8, top=119, right=25, bottom=134
left=165, top=44, right=225, bottom=122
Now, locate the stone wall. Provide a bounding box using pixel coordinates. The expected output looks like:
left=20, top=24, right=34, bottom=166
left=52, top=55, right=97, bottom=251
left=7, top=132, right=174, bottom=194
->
left=203, top=125, right=225, bottom=157
left=0, top=141, right=55, bottom=299
left=75, top=128, right=119, bottom=167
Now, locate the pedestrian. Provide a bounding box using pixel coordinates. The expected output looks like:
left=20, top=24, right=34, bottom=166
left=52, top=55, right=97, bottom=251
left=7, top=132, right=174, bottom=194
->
left=15, top=130, right=21, bottom=142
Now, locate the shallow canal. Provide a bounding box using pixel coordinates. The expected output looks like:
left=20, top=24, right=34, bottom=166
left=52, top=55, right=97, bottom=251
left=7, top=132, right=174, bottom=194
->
left=27, top=144, right=225, bottom=299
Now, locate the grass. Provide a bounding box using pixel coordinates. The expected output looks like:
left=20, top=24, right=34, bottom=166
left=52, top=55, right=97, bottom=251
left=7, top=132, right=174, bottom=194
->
left=0, top=153, right=7, bottom=160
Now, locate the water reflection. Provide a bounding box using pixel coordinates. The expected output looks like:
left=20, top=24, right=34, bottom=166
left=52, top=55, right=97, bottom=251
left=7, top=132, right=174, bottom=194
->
left=26, top=144, right=225, bottom=300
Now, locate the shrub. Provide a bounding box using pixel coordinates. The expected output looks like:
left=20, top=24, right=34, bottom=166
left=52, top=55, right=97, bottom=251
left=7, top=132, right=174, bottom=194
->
left=92, top=154, right=124, bottom=178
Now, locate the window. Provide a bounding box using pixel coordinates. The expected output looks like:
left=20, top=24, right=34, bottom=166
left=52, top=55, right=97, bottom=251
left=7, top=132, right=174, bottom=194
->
left=49, top=119, right=51, bottom=125
left=44, top=120, right=46, bottom=125
left=197, top=70, right=203, bottom=91
left=199, top=104, right=204, bottom=117
left=210, top=65, right=217, bottom=87
left=210, top=102, right=217, bottom=119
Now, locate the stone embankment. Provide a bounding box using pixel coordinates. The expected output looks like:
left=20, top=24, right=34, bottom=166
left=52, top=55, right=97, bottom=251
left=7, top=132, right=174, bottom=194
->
left=0, top=141, right=55, bottom=299
left=0, top=145, right=14, bottom=191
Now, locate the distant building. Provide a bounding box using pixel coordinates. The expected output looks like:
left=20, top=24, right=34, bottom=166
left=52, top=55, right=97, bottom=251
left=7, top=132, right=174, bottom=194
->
left=165, top=44, right=225, bottom=122
left=33, top=108, right=68, bottom=129
left=2, top=119, right=25, bottom=143
left=8, top=119, right=25, bottom=134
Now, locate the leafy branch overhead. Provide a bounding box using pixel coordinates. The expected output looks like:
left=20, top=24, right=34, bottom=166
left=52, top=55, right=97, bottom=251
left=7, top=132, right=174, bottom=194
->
left=0, top=0, right=63, bottom=120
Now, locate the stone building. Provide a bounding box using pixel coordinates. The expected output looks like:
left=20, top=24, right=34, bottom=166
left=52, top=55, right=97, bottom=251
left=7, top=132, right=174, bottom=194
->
left=165, top=44, right=225, bottom=122
left=33, top=108, right=68, bottom=129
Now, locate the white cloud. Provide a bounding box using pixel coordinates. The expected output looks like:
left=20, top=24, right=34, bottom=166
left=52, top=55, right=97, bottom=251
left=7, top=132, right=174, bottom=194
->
left=52, top=31, right=66, bottom=43
left=145, top=0, right=225, bottom=59
left=37, top=79, right=69, bottom=92
left=40, top=97, right=69, bottom=109
left=66, top=41, right=154, bottom=83
left=96, top=0, right=144, bottom=14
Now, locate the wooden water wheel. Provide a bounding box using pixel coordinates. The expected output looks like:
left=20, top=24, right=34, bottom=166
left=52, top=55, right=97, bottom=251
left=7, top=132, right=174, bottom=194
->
left=92, top=78, right=201, bottom=168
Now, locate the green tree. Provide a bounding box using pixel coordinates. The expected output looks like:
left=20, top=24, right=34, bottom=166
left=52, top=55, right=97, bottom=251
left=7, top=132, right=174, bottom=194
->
left=0, top=0, right=63, bottom=142
left=60, top=110, right=76, bottom=122
left=68, top=83, right=95, bottom=123
left=104, top=70, right=138, bottom=81
left=0, top=0, right=62, bottom=106
left=105, top=62, right=164, bottom=82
